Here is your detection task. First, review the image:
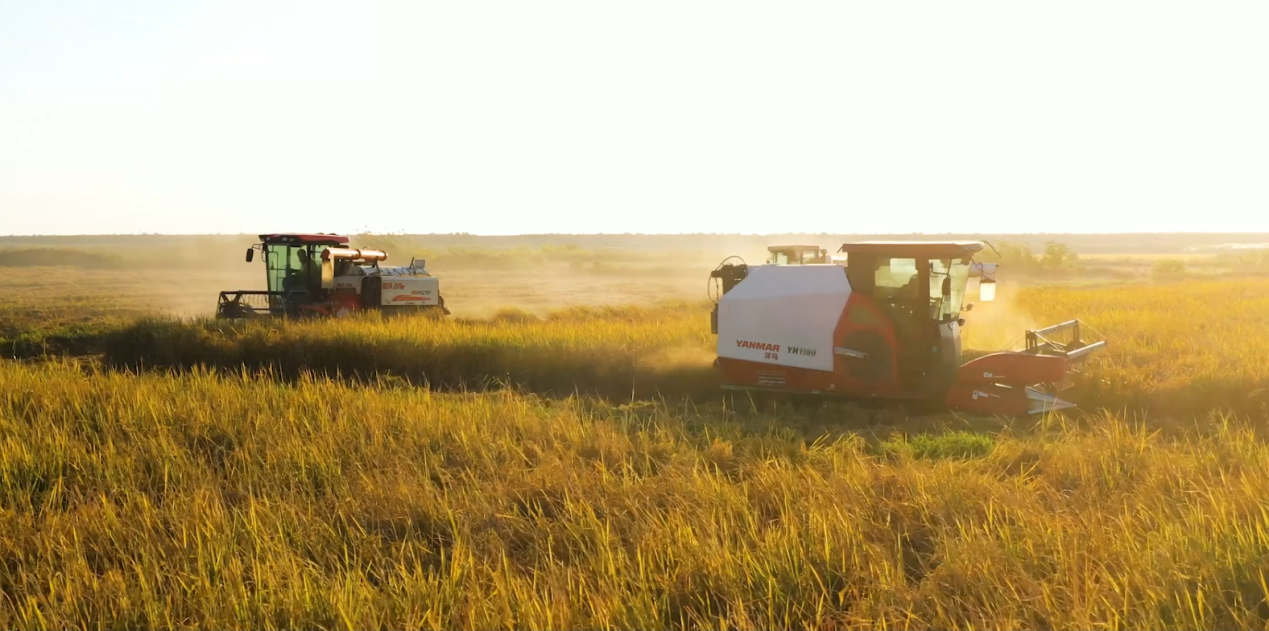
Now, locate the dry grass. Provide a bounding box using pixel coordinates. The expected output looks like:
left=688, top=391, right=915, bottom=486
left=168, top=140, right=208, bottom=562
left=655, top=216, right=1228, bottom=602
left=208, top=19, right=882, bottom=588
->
left=1011, top=280, right=1269, bottom=418
left=2, top=266, right=1268, bottom=628
left=2, top=361, right=1268, bottom=629
left=101, top=301, right=719, bottom=401
left=86, top=278, right=1269, bottom=420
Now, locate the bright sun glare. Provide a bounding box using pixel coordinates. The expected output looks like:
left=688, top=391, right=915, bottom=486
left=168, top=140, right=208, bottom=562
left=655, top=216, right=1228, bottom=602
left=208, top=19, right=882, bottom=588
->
left=2, top=1, right=1266, bottom=236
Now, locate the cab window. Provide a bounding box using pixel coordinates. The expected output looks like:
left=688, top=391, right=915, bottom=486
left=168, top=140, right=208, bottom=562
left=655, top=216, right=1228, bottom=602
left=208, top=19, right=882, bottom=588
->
left=875, top=257, right=920, bottom=299
left=929, top=257, right=971, bottom=319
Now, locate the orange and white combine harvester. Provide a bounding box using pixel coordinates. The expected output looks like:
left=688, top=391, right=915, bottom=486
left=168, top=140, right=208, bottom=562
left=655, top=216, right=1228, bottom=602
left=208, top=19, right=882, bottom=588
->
left=708, top=241, right=1106, bottom=416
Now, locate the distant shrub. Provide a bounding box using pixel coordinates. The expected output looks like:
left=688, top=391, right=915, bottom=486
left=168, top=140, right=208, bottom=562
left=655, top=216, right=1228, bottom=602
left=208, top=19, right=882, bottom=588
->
left=1214, top=249, right=1269, bottom=272
left=1039, top=241, right=1080, bottom=271
left=1152, top=259, right=1188, bottom=280
left=489, top=307, right=540, bottom=324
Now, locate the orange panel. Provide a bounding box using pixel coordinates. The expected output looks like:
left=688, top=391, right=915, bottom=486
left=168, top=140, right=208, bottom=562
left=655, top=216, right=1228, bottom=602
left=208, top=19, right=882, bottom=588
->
left=831, top=293, right=900, bottom=395
left=943, top=382, right=1031, bottom=415
left=956, top=352, right=1069, bottom=386
left=717, top=358, right=837, bottom=392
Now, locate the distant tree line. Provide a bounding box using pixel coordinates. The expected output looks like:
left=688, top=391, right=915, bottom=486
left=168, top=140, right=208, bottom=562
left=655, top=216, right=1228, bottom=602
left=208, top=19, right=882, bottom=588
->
left=978, top=240, right=1080, bottom=273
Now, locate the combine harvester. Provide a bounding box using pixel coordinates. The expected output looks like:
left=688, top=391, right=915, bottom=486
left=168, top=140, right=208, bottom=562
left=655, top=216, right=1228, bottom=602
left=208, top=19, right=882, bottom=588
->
left=709, top=241, right=1106, bottom=415
left=217, top=233, right=450, bottom=319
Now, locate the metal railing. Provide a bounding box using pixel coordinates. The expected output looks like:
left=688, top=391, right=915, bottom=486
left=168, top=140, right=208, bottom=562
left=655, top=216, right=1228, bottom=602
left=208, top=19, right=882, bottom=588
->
left=1023, top=319, right=1107, bottom=363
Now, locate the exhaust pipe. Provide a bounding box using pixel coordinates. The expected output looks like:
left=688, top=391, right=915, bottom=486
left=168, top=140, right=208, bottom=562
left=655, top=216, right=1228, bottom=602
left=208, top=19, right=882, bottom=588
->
left=322, top=248, right=387, bottom=263
left=321, top=247, right=389, bottom=289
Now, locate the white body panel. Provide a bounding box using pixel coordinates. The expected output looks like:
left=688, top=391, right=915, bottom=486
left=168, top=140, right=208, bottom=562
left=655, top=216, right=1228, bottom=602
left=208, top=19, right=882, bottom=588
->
left=716, top=264, right=852, bottom=372
left=380, top=276, right=441, bottom=306
left=333, top=265, right=441, bottom=307
left=332, top=275, right=364, bottom=292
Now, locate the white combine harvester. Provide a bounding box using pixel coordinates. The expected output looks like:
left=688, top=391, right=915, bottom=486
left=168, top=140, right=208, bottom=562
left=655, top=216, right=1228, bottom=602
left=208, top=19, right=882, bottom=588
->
left=708, top=241, right=1105, bottom=416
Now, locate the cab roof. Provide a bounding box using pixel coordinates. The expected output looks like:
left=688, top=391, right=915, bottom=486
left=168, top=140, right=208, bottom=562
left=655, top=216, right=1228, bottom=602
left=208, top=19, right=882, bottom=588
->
left=837, top=240, right=984, bottom=257
left=259, top=233, right=350, bottom=245
left=768, top=245, right=824, bottom=251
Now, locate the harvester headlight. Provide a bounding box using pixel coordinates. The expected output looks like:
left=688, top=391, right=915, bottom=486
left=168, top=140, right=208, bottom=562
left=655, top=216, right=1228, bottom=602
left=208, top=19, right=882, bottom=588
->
left=979, top=279, right=996, bottom=302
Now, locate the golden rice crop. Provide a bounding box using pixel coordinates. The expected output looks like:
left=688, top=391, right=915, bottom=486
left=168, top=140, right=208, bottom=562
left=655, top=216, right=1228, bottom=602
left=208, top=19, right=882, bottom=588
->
left=102, top=300, right=718, bottom=401
left=99, top=279, right=1269, bottom=420
left=1011, top=279, right=1269, bottom=418
left=2, top=277, right=1268, bottom=629
left=2, top=359, right=1268, bottom=629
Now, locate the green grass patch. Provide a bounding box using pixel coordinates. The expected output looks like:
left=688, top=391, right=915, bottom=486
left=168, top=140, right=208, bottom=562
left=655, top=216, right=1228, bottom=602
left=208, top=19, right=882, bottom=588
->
left=880, top=430, right=997, bottom=460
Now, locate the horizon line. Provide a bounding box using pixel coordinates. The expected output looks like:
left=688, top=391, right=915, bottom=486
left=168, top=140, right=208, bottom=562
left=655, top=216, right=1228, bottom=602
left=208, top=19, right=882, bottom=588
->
left=6, top=230, right=1269, bottom=238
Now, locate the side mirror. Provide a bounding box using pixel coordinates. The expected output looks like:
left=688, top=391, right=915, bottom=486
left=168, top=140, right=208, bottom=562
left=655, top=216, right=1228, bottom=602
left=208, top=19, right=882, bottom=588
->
left=979, top=279, right=996, bottom=302
left=964, top=303, right=974, bottom=311
left=245, top=248, right=254, bottom=263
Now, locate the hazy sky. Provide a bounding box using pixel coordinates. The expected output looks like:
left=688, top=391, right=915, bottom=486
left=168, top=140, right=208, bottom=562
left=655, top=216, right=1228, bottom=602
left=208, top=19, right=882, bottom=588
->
left=2, top=1, right=1267, bottom=236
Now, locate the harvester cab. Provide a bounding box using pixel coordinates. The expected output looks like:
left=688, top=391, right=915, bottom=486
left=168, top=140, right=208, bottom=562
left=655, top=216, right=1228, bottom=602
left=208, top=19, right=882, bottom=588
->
left=708, top=240, right=1106, bottom=416
left=217, top=233, right=450, bottom=319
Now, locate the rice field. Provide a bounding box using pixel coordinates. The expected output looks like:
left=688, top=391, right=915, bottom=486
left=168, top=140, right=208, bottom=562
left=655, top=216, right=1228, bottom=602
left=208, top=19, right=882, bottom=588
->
left=74, top=278, right=1269, bottom=420
left=2, top=266, right=1268, bottom=629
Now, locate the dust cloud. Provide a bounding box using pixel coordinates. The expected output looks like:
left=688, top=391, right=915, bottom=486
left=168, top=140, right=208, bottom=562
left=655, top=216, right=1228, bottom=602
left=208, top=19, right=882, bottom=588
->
left=146, top=253, right=716, bottom=321
left=48, top=235, right=758, bottom=321
left=636, top=345, right=717, bottom=372
left=152, top=250, right=1037, bottom=342
left=436, top=264, right=711, bottom=319
left=960, top=281, right=1041, bottom=352
left=154, top=264, right=263, bottom=319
